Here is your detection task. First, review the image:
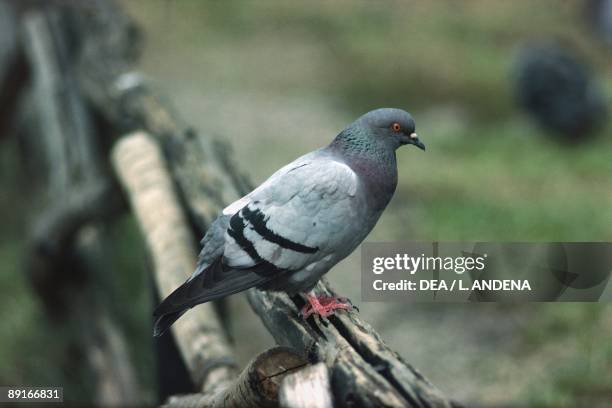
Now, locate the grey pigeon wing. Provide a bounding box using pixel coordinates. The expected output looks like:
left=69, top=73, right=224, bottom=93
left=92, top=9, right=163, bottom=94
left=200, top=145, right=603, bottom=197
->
left=222, top=152, right=316, bottom=216
left=190, top=214, right=230, bottom=280
left=222, top=158, right=360, bottom=274
left=186, top=152, right=317, bottom=281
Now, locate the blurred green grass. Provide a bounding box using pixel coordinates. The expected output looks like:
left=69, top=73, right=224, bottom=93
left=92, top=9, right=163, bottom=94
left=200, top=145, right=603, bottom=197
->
left=520, top=304, right=612, bottom=407
left=1, top=0, right=611, bottom=406
left=394, top=116, right=612, bottom=241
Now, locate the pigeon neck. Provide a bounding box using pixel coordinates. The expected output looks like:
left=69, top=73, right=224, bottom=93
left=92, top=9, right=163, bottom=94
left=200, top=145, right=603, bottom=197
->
left=329, top=127, right=395, bottom=163
left=329, top=128, right=398, bottom=210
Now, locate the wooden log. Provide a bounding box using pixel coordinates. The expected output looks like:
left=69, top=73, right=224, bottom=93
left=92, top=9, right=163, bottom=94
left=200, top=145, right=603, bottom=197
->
left=165, top=346, right=308, bottom=408
left=279, top=363, right=333, bottom=408
left=112, top=131, right=238, bottom=393
left=247, top=283, right=455, bottom=408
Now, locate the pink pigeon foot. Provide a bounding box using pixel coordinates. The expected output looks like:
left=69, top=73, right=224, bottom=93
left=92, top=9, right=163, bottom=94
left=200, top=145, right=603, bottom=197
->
left=299, top=294, right=354, bottom=319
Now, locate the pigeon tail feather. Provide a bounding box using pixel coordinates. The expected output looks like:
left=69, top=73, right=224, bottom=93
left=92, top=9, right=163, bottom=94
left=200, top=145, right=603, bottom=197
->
left=153, top=310, right=187, bottom=337
left=152, top=257, right=273, bottom=336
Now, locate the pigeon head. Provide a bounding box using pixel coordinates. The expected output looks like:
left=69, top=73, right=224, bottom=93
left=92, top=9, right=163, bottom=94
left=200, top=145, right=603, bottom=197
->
left=357, top=108, right=425, bottom=151
left=332, top=108, right=425, bottom=155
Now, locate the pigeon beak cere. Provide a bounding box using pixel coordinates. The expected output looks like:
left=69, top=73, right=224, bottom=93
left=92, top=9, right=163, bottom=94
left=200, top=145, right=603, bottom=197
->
left=400, top=132, right=426, bottom=151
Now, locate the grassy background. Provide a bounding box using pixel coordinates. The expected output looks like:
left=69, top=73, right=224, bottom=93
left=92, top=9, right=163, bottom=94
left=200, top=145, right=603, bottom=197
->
left=1, top=1, right=611, bottom=406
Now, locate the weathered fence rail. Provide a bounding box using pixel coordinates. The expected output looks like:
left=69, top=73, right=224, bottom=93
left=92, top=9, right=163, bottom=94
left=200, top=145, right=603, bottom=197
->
left=2, top=0, right=457, bottom=406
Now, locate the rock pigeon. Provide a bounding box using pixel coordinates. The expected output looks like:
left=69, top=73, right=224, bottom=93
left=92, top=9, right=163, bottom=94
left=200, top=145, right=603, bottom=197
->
left=153, top=108, right=425, bottom=337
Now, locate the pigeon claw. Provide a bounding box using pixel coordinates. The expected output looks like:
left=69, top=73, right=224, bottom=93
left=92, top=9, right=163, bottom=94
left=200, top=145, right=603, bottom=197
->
left=299, top=294, right=354, bottom=319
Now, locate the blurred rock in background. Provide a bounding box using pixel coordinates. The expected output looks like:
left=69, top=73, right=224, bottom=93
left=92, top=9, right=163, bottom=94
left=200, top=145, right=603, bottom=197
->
left=513, top=43, right=608, bottom=141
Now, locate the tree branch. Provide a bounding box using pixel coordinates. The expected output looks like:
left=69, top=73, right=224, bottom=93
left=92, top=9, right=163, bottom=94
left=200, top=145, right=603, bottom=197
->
left=248, top=283, right=455, bottom=408
left=112, top=131, right=238, bottom=393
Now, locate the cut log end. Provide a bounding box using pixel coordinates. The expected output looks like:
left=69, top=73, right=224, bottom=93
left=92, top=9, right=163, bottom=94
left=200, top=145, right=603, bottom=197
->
left=279, top=363, right=333, bottom=408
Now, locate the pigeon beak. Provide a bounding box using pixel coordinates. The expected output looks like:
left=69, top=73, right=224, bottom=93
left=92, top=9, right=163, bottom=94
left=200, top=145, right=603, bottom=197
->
left=401, top=132, right=426, bottom=151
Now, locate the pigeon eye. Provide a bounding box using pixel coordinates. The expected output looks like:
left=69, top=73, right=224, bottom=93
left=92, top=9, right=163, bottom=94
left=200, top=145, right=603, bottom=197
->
left=391, top=123, right=401, bottom=132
